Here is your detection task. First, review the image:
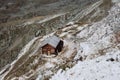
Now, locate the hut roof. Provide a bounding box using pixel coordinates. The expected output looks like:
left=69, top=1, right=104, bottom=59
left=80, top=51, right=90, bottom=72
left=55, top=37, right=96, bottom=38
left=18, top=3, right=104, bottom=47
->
left=41, top=35, right=61, bottom=48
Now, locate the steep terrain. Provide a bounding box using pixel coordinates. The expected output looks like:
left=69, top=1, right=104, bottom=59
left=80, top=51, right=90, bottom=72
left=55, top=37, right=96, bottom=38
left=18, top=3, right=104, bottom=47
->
left=0, top=0, right=99, bottom=23
left=0, top=0, right=120, bottom=80
left=0, top=0, right=100, bottom=70
left=51, top=2, right=120, bottom=80
left=0, top=0, right=97, bottom=69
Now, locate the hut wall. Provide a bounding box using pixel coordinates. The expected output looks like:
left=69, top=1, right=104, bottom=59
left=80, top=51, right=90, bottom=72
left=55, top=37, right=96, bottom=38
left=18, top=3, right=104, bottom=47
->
left=56, top=40, right=64, bottom=53
left=42, top=44, right=55, bottom=54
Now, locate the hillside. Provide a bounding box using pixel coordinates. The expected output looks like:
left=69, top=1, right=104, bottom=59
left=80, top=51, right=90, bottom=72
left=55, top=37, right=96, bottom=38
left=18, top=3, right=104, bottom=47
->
left=0, top=0, right=120, bottom=80
left=0, top=0, right=99, bottom=70
left=51, top=2, right=120, bottom=80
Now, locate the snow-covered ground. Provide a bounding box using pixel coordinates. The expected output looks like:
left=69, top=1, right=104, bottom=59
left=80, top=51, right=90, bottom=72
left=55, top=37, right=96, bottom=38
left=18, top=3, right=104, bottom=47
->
left=0, top=1, right=120, bottom=80
left=51, top=51, right=120, bottom=80
left=112, top=0, right=120, bottom=3
left=51, top=2, right=120, bottom=80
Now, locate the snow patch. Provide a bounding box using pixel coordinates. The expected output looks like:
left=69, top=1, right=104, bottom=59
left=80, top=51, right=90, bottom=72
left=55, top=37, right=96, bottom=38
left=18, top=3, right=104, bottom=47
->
left=45, top=62, right=55, bottom=68
left=51, top=51, right=120, bottom=80
left=112, top=0, right=120, bottom=3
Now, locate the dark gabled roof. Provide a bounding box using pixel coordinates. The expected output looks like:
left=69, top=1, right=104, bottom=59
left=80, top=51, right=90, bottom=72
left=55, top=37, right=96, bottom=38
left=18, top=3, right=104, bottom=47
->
left=41, top=35, right=61, bottom=48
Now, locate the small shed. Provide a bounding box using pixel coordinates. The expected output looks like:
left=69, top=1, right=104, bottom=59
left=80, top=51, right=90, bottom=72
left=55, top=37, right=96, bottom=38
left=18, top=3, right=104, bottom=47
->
left=41, top=35, right=64, bottom=55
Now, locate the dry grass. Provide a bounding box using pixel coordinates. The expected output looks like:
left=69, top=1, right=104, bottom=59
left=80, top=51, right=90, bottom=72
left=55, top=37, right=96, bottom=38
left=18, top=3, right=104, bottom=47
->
left=69, top=49, right=77, bottom=60
left=3, top=38, right=40, bottom=80
left=115, top=31, right=120, bottom=43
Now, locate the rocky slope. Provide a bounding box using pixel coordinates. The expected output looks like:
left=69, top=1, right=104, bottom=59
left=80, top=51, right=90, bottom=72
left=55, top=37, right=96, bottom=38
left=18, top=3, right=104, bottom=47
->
left=0, top=0, right=120, bottom=80
left=0, top=0, right=100, bottom=70
left=51, top=2, right=120, bottom=80
left=0, top=0, right=99, bottom=23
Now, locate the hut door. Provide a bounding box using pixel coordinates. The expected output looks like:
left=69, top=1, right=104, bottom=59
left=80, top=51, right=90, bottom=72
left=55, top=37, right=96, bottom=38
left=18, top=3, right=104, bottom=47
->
left=48, top=51, right=50, bottom=55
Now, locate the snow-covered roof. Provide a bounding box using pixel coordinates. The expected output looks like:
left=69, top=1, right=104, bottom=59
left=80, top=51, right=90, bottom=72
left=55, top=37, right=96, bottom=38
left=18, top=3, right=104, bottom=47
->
left=40, top=35, right=61, bottom=48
